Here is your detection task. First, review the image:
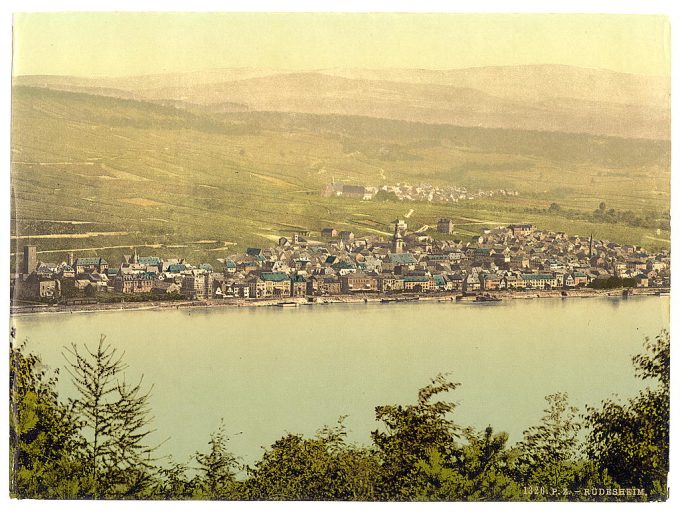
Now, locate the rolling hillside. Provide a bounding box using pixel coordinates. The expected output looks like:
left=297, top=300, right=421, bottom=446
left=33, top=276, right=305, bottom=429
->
left=10, top=86, right=670, bottom=269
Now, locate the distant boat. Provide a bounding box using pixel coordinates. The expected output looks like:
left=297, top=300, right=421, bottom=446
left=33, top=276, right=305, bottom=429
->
left=474, top=294, right=501, bottom=303
left=276, top=301, right=299, bottom=308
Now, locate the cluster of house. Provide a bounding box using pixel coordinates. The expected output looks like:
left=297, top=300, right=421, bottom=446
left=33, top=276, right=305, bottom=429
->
left=323, top=181, right=519, bottom=203
left=14, top=220, right=670, bottom=302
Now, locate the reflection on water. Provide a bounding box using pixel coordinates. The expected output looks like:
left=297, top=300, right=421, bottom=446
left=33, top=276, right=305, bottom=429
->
left=12, top=296, right=669, bottom=464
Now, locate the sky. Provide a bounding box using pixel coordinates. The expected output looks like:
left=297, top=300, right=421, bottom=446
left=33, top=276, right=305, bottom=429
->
left=12, top=12, right=670, bottom=77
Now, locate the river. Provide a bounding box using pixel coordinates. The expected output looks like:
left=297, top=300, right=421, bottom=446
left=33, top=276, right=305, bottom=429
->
left=11, top=296, right=669, bottom=465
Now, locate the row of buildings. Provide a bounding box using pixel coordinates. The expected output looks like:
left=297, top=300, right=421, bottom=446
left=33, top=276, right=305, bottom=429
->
left=323, top=181, right=519, bottom=203
left=14, top=219, right=670, bottom=302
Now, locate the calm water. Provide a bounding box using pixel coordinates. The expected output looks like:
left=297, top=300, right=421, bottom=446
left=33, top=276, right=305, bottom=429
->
left=12, top=296, right=669, bottom=464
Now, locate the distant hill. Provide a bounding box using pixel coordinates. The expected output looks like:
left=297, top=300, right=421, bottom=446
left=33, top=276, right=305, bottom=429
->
left=14, top=65, right=670, bottom=140
left=321, top=65, right=670, bottom=108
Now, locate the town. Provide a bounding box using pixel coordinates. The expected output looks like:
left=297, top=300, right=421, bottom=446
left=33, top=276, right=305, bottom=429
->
left=323, top=181, right=519, bottom=203
left=11, top=218, right=670, bottom=308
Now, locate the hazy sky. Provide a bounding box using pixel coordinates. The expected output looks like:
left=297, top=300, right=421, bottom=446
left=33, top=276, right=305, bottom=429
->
left=13, top=12, right=670, bottom=77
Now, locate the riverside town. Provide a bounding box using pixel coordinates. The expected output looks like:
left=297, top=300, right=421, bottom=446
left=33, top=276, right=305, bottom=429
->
left=11, top=219, right=670, bottom=312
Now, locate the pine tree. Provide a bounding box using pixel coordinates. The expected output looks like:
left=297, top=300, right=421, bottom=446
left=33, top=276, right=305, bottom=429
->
left=63, top=335, right=156, bottom=498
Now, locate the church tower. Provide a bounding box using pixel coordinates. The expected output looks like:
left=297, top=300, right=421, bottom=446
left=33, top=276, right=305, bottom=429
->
left=392, top=219, right=405, bottom=254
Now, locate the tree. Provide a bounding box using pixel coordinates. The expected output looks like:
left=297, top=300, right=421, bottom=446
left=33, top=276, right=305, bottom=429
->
left=598, top=202, right=606, bottom=212
left=515, top=392, right=582, bottom=497
left=414, top=427, right=521, bottom=501
left=453, top=427, right=521, bottom=500
left=548, top=202, right=561, bottom=213
left=371, top=373, right=461, bottom=500
left=63, top=335, right=156, bottom=498
left=151, top=460, right=194, bottom=500
left=10, top=340, right=86, bottom=499
left=586, top=331, right=669, bottom=500
left=245, top=417, right=379, bottom=500
left=192, top=419, right=241, bottom=499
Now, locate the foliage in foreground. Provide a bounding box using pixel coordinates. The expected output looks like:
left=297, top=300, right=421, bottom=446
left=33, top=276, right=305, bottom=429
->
left=9, top=331, right=669, bottom=501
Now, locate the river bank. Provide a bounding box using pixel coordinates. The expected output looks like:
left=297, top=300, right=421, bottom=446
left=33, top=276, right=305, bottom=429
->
left=9, top=287, right=670, bottom=317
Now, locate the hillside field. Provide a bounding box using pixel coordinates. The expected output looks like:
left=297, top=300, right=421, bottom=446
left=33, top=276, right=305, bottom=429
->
left=10, top=86, right=670, bottom=269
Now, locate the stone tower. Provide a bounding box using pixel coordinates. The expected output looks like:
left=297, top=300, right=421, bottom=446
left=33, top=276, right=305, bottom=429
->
left=22, top=245, right=37, bottom=276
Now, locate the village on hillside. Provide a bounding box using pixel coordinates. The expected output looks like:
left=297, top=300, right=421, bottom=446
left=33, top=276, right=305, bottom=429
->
left=323, top=182, right=519, bottom=203
left=11, top=218, right=671, bottom=307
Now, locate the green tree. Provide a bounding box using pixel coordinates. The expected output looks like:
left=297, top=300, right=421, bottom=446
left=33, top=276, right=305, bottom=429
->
left=371, top=373, right=461, bottom=500
left=515, top=392, right=582, bottom=497
left=10, top=340, right=86, bottom=499
left=414, top=427, right=521, bottom=501
left=454, top=426, right=521, bottom=500
left=150, top=460, right=194, bottom=500
left=192, top=419, right=241, bottom=499
left=63, top=335, right=157, bottom=498
left=245, top=417, right=379, bottom=500
left=586, top=331, right=669, bottom=500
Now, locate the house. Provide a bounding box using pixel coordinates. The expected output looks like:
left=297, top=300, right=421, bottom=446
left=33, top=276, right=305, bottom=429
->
left=321, top=227, right=338, bottom=238
left=290, top=274, right=308, bottom=296
left=340, top=272, right=378, bottom=293
left=432, top=274, right=448, bottom=290
left=307, top=275, right=341, bottom=296
left=437, top=218, right=454, bottom=234
left=501, top=272, right=525, bottom=290
left=510, top=255, right=530, bottom=269
left=75, top=257, right=108, bottom=275
left=378, top=274, right=404, bottom=292
left=522, top=273, right=557, bottom=289
left=331, top=260, right=357, bottom=275
left=509, top=224, right=534, bottom=237
left=138, top=256, right=162, bottom=273
left=386, top=252, right=418, bottom=269
left=166, top=263, right=188, bottom=274
left=447, top=273, right=465, bottom=291
left=402, top=275, right=434, bottom=292
left=635, top=274, right=649, bottom=288
left=260, top=272, right=291, bottom=297
left=152, top=280, right=182, bottom=296
left=181, top=271, right=213, bottom=300
left=572, top=271, right=588, bottom=286
left=480, top=273, right=501, bottom=291
left=23, top=274, right=60, bottom=299
left=247, top=276, right=267, bottom=298
left=57, top=264, right=76, bottom=279
left=339, top=231, right=355, bottom=242
left=114, top=272, right=155, bottom=294
left=463, top=274, right=481, bottom=292
left=224, top=260, right=237, bottom=273
left=35, top=263, right=58, bottom=277
left=341, top=185, right=366, bottom=198
left=233, top=282, right=252, bottom=298
left=105, top=268, right=119, bottom=283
